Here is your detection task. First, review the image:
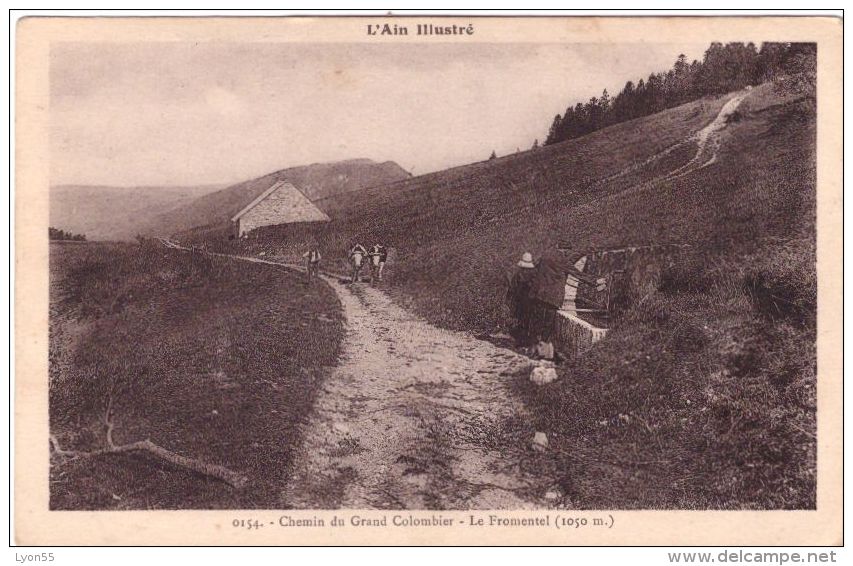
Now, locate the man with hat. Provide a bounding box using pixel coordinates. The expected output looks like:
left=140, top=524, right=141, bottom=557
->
left=506, top=251, right=536, bottom=346
left=527, top=247, right=569, bottom=354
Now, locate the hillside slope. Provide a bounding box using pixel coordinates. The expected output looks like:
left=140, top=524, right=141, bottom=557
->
left=212, top=83, right=816, bottom=508
left=49, top=242, right=343, bottom=509
left=210, top=91, right=731, bottom=280
left=144, top=158, right=410, bottom=237
left=512, top=86, right=816, bottom=509
left=221, top=85, right=810, bottom=333
left=50, top=184, right=224, bottom=241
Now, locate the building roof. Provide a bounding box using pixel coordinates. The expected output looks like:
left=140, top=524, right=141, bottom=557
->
left=230, top=180, right=322, bottom=222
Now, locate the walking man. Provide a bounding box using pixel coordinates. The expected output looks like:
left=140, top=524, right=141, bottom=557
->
left=302, top=245, right=322, bottom=282
left=369, top=243, right=388, bottom=281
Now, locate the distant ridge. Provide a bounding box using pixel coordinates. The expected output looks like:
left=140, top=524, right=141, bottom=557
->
left=141, top=158, right=410, bottom=237
left=49, top=183, right=226, bottom=241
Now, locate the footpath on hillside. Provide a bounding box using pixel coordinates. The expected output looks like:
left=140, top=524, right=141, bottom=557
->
left=594, top=89, right=750, bottom=193
left=281, top=275, right=553, bottom=510
left=163, top=241, right=557, bottom=508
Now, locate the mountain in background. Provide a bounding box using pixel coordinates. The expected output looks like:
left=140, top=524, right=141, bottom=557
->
left=50, top=184, right=226, bottom=241
left=141, top=158, right=411, bottom=237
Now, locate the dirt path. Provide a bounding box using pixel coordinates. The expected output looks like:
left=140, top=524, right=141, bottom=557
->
left=281, top=93, right=754, bottom=509
left=656, top=90, right=750, bottom=183
left=280, top=276, right=556, bottom=510
left=162, top=241, right=556, bottom=509
left=594, top=89, right=750, bottom=192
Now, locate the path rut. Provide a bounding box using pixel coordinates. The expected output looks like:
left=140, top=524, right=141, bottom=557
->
left=657, top=91, right=749, bottom=183
left=280, top=276, right=554, bottom=510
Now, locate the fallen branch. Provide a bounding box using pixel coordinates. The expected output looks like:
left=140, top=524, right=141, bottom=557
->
left=107, top=439, right=247, bottom=488
left=50, top=399, right=247, bottom=489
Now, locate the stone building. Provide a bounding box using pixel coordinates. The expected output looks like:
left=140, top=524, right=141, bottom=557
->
left=231, top=180, right=330, bottom=237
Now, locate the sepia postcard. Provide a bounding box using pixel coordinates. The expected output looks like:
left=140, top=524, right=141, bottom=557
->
left=14, top=15, right=842, bottom=546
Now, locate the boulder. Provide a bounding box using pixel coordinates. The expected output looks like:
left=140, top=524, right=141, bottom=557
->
left=530, top=364, right=558, bottom=385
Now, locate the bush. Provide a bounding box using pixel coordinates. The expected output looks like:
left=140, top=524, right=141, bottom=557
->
left=742, top=238, right=816, bottom=328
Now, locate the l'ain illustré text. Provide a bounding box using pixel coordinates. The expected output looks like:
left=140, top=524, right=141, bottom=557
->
left=367, top=23, right=475, bottom=36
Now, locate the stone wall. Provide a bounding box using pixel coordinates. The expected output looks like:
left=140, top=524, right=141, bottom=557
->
left=238, top=182, right=330, bottom=235
left=578, top=244, right=689, bottom=314
left=553, top=244, right=690, bottom=357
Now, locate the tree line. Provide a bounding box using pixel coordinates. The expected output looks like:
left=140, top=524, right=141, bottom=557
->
left=49, top=227, right=87, bottom=241
left=544, top=42, right=817, bottom=146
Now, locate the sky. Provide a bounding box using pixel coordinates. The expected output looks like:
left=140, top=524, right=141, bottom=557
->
left=50, top=41, right=709, bottom=187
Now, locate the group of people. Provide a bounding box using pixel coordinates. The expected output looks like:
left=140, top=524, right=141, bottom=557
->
left=347, top=243, right=388, bottom=283
left=301, top=242, right=388, bottom=283
left=506, top=246, right=606, bottom=354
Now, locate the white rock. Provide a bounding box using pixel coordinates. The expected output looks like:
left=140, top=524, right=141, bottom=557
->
left=530, top=365, right=558, bottom=385
left=544, top=490, right=562, bottom=500
left=532, top=432, right=549, bottom=451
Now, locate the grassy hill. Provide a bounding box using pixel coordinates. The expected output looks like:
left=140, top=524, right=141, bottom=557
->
left=513, top=85, right=816, bottom=509
left=205, top=91, right=732, bottom=311
left=207, top=83, right=816, bottom=508
left=50, top=184, right=225, bottom=241
left=49, top=242, right=344, bottom=509
left=145, top=158, right=410, bottom=237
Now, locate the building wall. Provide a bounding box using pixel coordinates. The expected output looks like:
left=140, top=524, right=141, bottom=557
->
left=237, top=183, right=329, bottom=235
